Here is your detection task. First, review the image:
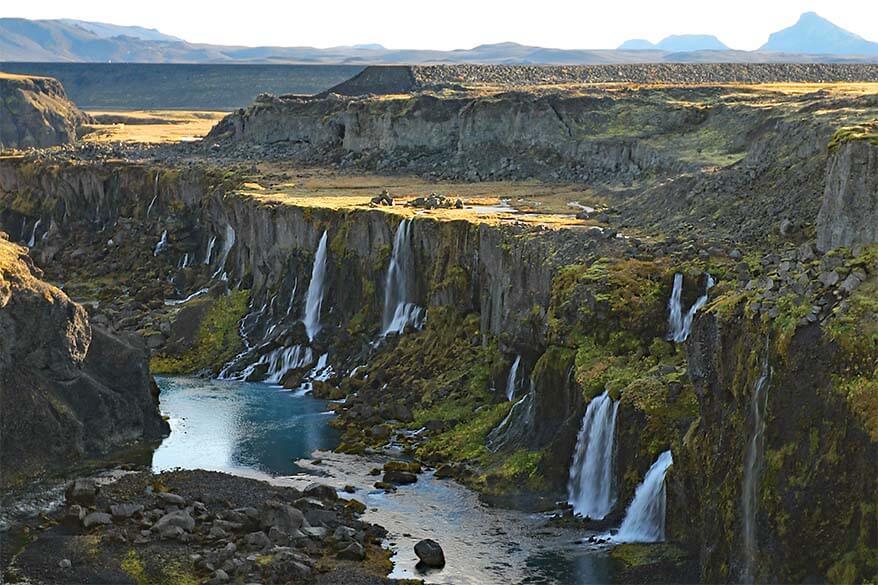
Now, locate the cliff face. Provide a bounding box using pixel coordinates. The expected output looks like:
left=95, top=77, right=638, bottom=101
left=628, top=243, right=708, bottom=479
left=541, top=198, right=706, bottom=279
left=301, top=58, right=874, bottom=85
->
left=816, top=135, right=878, bottom=251
left=0, top=234, right=167, bottom=486
left=1, top=156, right=876, bottom=582
left=0, top=73, right=91, bottom=149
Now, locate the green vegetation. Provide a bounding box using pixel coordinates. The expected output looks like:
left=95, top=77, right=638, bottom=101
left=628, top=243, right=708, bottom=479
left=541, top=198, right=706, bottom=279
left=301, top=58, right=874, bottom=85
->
left=828, top=122, right=878, bottom=150
left=121, top=549, right=198, bottom=585
left=150, top=290, right=250, bottom=374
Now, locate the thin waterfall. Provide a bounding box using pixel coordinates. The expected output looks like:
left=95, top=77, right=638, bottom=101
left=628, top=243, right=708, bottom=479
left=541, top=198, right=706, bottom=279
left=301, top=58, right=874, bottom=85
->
left=153, top=229, right=168, bottom=256
left=211, top=225, right=236, bottom=278
left=27, top=219, right=42, bottom=248
left=203, top=235, right=217, bottom=265
left=741, top=339, right=771, bottom=584
left=616, top=450, right=674, bottom=543
left=505, top=356, right=521, bottom=401
left=285, top=277, right=299, bottom=316
left=146, top=172, right=159, bottom=217
left=567, top=391, right=620, bottom=520
left=179, top=253, right=190, bottom=268
left=382, top=219, right=424, bottom=335
left=303, top=231, right=328, bottom=341
left=667, top=273, right=715, bottom=342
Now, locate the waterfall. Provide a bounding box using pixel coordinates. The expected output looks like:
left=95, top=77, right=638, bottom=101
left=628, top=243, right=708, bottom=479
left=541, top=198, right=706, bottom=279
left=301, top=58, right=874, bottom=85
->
left=264, top=345, right=314, bottom=385
left=179, top=253, right=190, bottom=268
left=567, top=391, right=620, bottom=520
left=303, top=231, right=329, bottom=341
left=616, top=450, right=673, bottom=543
left=27, top=219, right=42, bottom=248
left=382, top=219, right=424, bottom=335
left=203, top=235, right=217, bottom=265
left=211, top=225, right=236, bottom=278
left=285, top=277, right=299, bottom=316
left=505, top=356, right=521, bottom=401
left=153, top=229, right=168, bottom=256
left=667, top=273, right=715, bottom=342
left=741, top=342, right=771, bottom=583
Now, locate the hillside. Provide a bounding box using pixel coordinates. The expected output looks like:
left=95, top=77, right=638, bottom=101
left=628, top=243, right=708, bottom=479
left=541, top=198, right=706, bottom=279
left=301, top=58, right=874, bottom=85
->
left=761, top=12, right=878, bottom=54
left=2, top=15, right=878, bottom=64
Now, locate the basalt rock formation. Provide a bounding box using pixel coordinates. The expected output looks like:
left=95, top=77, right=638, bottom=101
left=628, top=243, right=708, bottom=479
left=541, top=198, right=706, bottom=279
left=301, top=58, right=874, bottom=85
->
left=0, top=73, right=91, bottom=149
left=0, top=234, right=167, bottom=486
left=816, top=127, right=878, bottom=251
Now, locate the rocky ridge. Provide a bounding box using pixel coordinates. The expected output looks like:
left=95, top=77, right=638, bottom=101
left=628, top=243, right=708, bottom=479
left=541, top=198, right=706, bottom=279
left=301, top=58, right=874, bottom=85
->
left=0, top=73, right=91, bottom=149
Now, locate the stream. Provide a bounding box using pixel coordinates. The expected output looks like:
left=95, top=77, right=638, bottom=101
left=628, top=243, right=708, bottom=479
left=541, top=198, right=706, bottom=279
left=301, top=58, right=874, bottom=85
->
left=153, top=376, right=616, bottom=584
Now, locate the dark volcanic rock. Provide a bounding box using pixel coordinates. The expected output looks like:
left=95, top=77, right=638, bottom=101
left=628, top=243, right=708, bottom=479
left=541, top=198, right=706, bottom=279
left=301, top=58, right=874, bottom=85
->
left=0, top=236, right=168, bottom=486
left=0, top=73, right=91, bottom=149
left=414, top=538, right=445, bottom=568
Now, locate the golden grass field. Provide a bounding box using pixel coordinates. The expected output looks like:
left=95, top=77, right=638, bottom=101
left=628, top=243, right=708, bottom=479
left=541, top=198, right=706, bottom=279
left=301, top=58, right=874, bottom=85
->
left=81, top=110, right=226, bottom=144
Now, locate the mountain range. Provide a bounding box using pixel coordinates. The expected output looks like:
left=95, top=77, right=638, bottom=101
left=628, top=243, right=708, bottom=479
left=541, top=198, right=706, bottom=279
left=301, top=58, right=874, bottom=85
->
left=1, top=12, right=876, bottom=64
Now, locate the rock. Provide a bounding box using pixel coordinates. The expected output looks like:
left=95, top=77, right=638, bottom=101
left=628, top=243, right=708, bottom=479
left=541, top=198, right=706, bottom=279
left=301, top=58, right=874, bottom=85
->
left=816, top=138, right=878, bottom=251
left=346, top=499, right=367, bottom=514
left=0, top=75, right=91, bottom=148
left=383, top=460, right=421, bottom=474
left=64, top=504, right=87, bottom=527
left=156, top=492, right=186, bottom=506
left=243, top=530, right=271, bottom=550
left=383, top=470, right=418, bottom=484
left=303, top=483, right=338, bottom=501
left=58, top=559, right=71, bottom=569
left=152, top=510, right=195, bottom=533
left=82, top=511, right=112, bottom=529
left=260, top=500, right=307, bottom=534
left=434, top=464, right=454, bottom=479
left=840, top=273, right=862, bottom=293
left=212, top=568, right=230, bottom=582
left=336, top=542, right=366, bottom=561
left=819, top=270, right=840, bottom=287
left=65, top=479, right=99, bottom=506
left=208, top=525, right=228, bottom=539
left=332, top=525, right=357, bottom=542
left=110, top=503, right=144, bottom=520
left=414, top=539, right=445, bottom=567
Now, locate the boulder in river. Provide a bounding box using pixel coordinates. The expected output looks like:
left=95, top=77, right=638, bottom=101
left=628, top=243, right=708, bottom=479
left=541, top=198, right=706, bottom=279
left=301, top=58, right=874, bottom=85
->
left=414, top=538, right=445, bottom=568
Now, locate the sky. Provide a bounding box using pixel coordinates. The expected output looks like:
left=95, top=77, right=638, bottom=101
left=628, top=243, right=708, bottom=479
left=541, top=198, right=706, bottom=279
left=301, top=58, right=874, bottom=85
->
left=4, top=0, right=877, bottom=51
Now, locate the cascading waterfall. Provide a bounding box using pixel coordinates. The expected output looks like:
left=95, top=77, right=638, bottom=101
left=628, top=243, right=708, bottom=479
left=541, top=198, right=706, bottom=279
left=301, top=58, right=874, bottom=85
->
left=285, top=277, right=299, bottom=316
left=567, top=391, right=620, bottom=520
left=179, top=253, right=190, bottom=268
left=263, top=345, right=314, bottom=385
left=505, top=356, right=521, bottom=401
left=203, top=235, right=217, bottom=265
left=211, top=225, right=236, bottom=278
left=27, top=219, right=42, bottom=248
left=303, top=231, right=329, bottom=341
left=667, top=273, right=715, bottom=342
left=382, top=219, right=424, bottom=335
left=615, top=450, right=674, bottom=543
left=741, top=340, right=771, bottom=584
left=153, top=229, right=168, bottom=256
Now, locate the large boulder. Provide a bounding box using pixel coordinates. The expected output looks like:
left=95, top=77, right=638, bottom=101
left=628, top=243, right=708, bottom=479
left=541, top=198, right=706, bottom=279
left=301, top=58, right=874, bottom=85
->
left=0, top=73, right=91, bottom=149
left=0, top=235, right=168, bottom=486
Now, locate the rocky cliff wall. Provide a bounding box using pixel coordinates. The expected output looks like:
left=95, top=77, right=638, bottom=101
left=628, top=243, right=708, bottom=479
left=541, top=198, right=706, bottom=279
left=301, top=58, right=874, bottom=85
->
left=817, top=133, right=878, bottom=251
left=1, top=156, right=875, bottom=582
left=0, top=235, right=168, bottom=486
left=0, top=73, right=91, bottom=149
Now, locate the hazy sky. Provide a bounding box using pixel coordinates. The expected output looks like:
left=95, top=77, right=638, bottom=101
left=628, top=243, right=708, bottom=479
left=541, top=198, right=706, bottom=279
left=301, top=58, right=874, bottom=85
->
left=4, top=0, right=877, bottom=50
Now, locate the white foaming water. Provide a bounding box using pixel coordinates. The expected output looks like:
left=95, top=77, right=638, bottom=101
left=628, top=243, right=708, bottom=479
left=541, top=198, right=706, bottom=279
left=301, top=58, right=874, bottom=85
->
left=27, top=218, right=42, bottom=248
left=382, top=219, right=424, bottom=335
left=203, top=235, right=217, bottom=265
left=211, top=225, right=236, bottom=278
left=615, top=450, right=674, bottom=543
left=567, top=391, right=619, bottom=520
left=667, top=273, right=715, bottom=342
left=303, top=230, right=329, bottom=341
left=264, top=345, right=315, bottom=385
left=741, top=341, right=771, bottom=584
left=164, top=287, right=209, bottom=306
left=179, top=253, right=190, bottom=268
left=153, top=229, right=168, bottom=256
left=505, top=355, right=521, bottom=401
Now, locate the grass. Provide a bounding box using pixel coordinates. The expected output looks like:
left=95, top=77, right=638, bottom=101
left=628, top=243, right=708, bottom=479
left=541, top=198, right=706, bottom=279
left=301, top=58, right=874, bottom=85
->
left=81, top=110, right=226, bottom=144
left=828, top=122, right=878, bottom=150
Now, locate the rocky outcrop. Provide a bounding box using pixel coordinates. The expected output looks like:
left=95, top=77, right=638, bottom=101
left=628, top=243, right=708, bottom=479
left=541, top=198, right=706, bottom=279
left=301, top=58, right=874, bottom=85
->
left=325, top=64, right=878, bottom=96
left=0, top=73, right=91, bottom=149
left=816, top=135, right=878, bottom=251
left=0, top=234, right=168, bottom=486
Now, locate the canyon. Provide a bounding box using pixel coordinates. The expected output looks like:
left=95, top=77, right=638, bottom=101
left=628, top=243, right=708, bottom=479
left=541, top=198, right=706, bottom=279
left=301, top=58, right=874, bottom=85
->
left=0, top=65, right=876, bottom=584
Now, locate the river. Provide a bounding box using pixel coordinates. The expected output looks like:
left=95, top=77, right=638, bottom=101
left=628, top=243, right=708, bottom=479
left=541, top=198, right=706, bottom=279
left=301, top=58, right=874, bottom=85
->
left=153, top=376, right=616, bottom=585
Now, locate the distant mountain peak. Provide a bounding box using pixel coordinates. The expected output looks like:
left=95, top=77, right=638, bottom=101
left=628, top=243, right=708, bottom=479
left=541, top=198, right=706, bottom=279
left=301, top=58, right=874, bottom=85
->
left=760, top=12, right=878, bottom=55
left=617, top=34, right=728, bottom=52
